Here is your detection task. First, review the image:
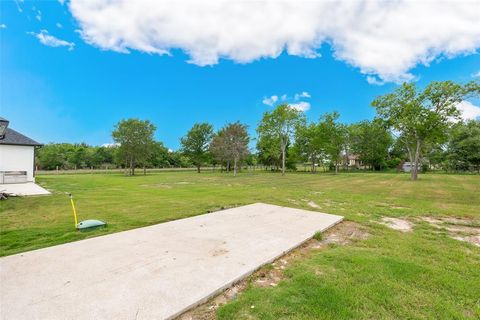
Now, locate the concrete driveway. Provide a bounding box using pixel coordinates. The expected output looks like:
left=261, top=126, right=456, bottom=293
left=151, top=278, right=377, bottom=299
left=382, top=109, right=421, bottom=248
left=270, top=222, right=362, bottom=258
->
left=0, top=182, right=50, bottom=196
left=0, top=203, right=342, bottom=320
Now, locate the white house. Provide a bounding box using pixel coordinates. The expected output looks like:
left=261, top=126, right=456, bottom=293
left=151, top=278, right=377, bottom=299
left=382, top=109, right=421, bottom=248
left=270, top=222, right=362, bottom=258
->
left=0, top=117, right=42, bottom=184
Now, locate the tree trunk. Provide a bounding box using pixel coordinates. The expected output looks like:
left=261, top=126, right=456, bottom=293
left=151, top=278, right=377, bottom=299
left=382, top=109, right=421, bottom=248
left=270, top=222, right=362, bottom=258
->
left=197, top=165, right=201, bottom=173
left=335, top=161, right=338, bottom=175
left=233, top=157, right=238, bottom=176
left=131, top=157, right=135, bottom=176
left=411, top=140, right=422, bottom=181
left=143, top=166, right=146, bottom=175
left=281, top=146, right=286, bottom=176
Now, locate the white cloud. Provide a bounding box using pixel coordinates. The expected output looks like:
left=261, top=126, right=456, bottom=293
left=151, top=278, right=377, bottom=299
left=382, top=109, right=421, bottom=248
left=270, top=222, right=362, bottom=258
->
left=289, top=101, right=311, bottom=112
left=472, top=71, right=480, bottom=78
left=294, top=91, right=311, bottom=100
left=366, top=76, right=385, bottom=86
left=58, top=0, right=65, bottom=5
left=35, top=10, right=42, bottom=22
left=457, top=101, right=480, bottom=121
left=264, top=92, right=311, bottom=110
left=69, top=0, right=480, bottom=83
left=56, top=23, right=63, bottom=29
left=14, top=0, right=23, bottom=13
left=101, top=142, right=120, bottom=148
left=0, top=24, right=6, bottom=29
left=29, top=30, right=75, bottom=51
left=262, top=95, right=278, bottom=106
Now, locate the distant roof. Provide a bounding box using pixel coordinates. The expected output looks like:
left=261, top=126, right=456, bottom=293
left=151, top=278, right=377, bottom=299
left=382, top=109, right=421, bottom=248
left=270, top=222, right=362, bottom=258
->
left=0, top=128, right=42, bottom=146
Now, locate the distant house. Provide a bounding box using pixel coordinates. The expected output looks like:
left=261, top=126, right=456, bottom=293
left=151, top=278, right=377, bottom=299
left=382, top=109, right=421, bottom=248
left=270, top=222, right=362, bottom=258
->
left=345, top=154, right=362, bottom=169
left=0, top=117, right=42, bottom=184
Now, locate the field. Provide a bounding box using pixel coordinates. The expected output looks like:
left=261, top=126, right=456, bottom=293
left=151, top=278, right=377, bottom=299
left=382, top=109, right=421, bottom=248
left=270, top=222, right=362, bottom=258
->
left=1, top=171, right=479, bottom=318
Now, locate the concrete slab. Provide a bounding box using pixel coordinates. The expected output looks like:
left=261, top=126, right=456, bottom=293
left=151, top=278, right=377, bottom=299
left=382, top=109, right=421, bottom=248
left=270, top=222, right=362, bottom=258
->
left=0, top=182, right=50, bottom=196
left=0, top=203, right=342, bottom=320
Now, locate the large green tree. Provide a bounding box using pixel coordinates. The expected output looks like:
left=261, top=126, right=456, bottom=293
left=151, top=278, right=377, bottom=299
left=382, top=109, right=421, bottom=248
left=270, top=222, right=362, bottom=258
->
left=447, top=120, right=480, bottom=172
left=372, top=80, right=479, bottom=180
left=257, top=104, right=305, bottom=175
left=294, top=122, right=323, bottom=173
left=180, top=122, right=213, bottom=173
left=210, top=122, right=250, bottom=176
left=318, top=112, right=346, bottom=174
left=112, top=118, right=156, bottom=176
left=349, top=119, right=393, bottom=170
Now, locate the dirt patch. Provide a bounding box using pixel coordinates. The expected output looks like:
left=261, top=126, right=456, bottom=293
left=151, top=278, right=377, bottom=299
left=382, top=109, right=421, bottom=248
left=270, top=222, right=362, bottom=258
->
left=307, top=201, right=320, bottom=209
left=175, top=221, right=368, bottom=320
left=451, top=235, right=480, bottom=247
left=379, top=217, right=413, bottom=232
left=419, top=216, right=480, bottom=247
left=287, top=198, right=299, bottom=205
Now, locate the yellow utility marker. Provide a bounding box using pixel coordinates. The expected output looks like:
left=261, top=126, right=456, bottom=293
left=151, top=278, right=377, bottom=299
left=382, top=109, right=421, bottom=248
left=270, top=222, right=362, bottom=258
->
left=68, top=193, right=106, bottom=231
left=69, top=193, right=78, bottom=227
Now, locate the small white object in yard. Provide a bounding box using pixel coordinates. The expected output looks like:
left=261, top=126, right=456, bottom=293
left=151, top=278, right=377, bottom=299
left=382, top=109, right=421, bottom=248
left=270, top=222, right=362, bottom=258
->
left=380, top=217, right=413, bottom=232
left=251, top=305, right=255, bottom=309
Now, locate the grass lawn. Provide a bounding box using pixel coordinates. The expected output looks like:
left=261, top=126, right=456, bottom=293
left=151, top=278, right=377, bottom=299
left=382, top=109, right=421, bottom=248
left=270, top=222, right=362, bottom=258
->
left=1, top=171, right=479, bottom=318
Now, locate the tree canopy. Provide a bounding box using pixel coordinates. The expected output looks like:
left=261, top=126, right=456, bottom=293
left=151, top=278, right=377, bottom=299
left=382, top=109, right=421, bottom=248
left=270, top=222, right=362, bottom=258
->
left=210, top=122, right=250, bottom=176
left=349, top=119, right=392, bottom=170
left=318, top=112, right=346, bottom=174
left=372, top=80, right=479, bottom=180
left=112, top=118, right=156, bottom=175
left=180, top=122, right=214, bottom=173
left=257, top=104, right=305, bottom=175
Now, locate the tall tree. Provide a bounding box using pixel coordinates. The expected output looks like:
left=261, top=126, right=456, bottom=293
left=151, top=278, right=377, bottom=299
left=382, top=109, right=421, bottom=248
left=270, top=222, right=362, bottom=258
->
left=256, top=133, right=281, bottom=170
left=112, top=118, right=156, bottom=176
left=210, top=122, right=250, bottom=176
left=372, top=80, right=479, bottom=180
left=294, top=122, right=322, bottom=173
left=447, top=120, right=480, bottom=172
left=180, top=122, right=213, bottom=173
left=318, top=112, right=346, bottom=174
left=349, top=119, right=393, bottom=170
left=257, top=104, right=305, bottom=175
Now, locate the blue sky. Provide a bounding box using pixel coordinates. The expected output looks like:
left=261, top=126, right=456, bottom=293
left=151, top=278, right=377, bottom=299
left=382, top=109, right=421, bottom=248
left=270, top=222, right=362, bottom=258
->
left=1, top=0, right=479, bottom=150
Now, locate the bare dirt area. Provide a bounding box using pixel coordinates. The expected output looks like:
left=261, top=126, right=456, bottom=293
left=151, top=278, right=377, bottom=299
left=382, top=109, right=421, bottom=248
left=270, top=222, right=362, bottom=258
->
left=419, top=216, right=480, bottom=247
left=306, top=200, right=320, bottom=208
left=175, top=221, right=368, bottom=320
left=380, top=217, right=413, bottom=232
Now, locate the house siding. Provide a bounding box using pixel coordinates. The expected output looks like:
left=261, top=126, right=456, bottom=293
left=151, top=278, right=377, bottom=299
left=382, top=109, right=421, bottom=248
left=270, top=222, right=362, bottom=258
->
left=0, top=145, right=35, bottom=182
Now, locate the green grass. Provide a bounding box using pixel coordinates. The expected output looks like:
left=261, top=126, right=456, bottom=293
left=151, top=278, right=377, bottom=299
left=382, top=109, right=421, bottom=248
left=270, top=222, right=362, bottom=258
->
left=1, top=171, right=479, bottom=318
left=313, top=231, right=323, bottom=241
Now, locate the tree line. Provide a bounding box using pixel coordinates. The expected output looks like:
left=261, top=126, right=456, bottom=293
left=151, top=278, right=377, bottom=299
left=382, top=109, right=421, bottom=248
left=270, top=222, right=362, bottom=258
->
left=36, top=80, right=479, bottom=180
left=36, top=141, right=191, bottom=171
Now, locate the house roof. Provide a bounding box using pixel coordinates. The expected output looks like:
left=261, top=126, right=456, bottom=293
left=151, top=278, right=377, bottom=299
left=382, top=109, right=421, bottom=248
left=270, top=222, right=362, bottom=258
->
left=0, top=127, right=42, bottom=147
